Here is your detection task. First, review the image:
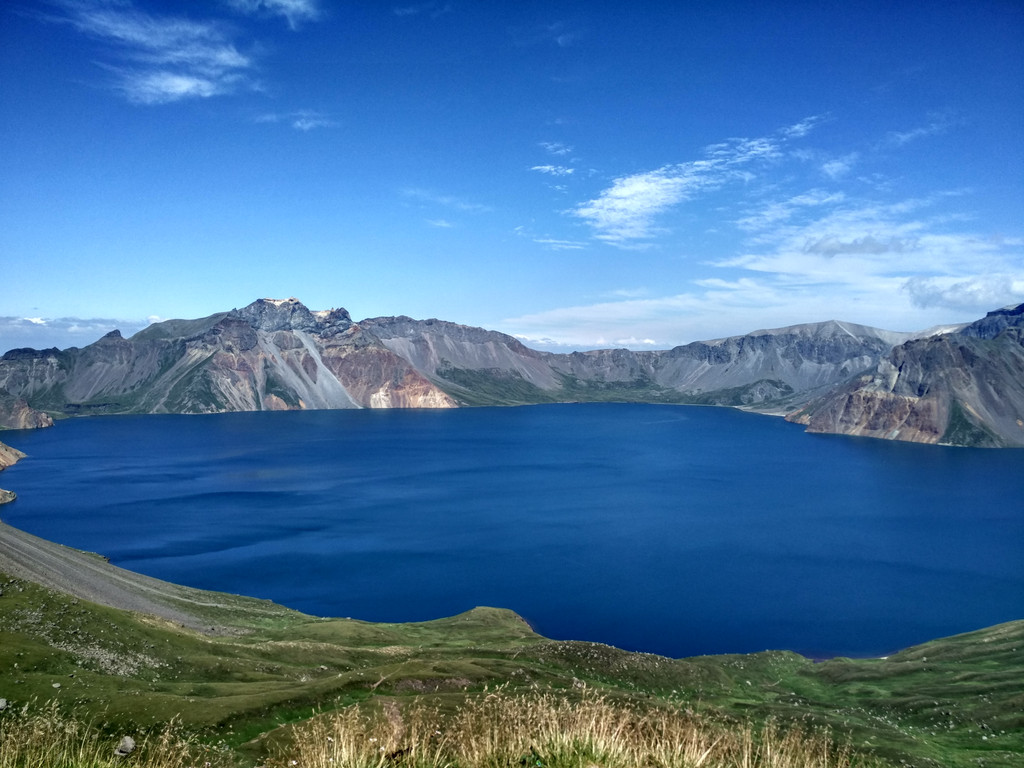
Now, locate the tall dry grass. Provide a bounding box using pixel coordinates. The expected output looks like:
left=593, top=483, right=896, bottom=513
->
left=267, top=688, right=879, bottom=768
left=0, top=700, right=233, bottom=768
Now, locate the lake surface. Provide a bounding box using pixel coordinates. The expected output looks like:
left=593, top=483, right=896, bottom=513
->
left=2, top=404, right=1022, bottom=659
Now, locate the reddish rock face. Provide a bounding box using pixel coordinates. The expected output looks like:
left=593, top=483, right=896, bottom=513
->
left=0, top=394, right=52, bottom=430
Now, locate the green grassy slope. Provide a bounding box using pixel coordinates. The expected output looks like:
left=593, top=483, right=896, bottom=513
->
left=1, top=572, right=1020, bottom=767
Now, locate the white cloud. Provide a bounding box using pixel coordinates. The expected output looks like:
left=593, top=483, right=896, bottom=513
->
left=821, top=153, right=858, bottom=179
left=256, top=109, right=335, bottom=130
left=225, top=0, right=321, bottom=29
left=124, top=71, right=228, bottom=103
left=615, top=337, right=657, bottom=346
left=513, top=114, right=1021, bottom=347
left=402, top=188, right=492, bottom=213
left=506, top=187, right=1023, bottom=349
left=393, top=2, right=453, bottom=19
left=533, top=238, right=586, bottom=250
left=904, top=275, right=1024, bottom=311
left=571, top=166, right=704, bottom=246
left=56, top=0, right=256, bottom=103
left=571, top=130, right=792, bottom=246
left=531, top=165, right=574, bottom=176
left=512, top=21, right=580, bottom=48
left=426, top=218, right=453, bottom=228
left=736, top=190, right=845, bottom=232
left=883, top=118, right=948, bottom=147
left=539, top=141, right=573, bottom=156
left=783, top=115, right=826, bottom=138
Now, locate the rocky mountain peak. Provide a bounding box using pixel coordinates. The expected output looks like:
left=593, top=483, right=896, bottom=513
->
left=231, top=298, right=354, bottom=336
left=958, top=302, right=1024, bottom=340
left=232, top=298, right=320, bottom=333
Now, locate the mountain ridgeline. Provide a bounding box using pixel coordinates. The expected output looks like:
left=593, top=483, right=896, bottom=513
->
left=1, top=297, right=1023, bottom=447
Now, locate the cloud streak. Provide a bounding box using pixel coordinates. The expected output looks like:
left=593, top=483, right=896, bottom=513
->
left=257, top=109, right=336, bottom=130
left=531, top=165, right=574, bottom=176
left=393, top=2, right=453, bottom=19
left=402, top=188, right=493, bottom=213
left=55, top=0, right=256, bottom=104
left=226, top=0, right=321, bottom=29
left=571, top=132, right=790, bottom=246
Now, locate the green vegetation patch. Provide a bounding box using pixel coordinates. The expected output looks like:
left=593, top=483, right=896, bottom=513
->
left=2, top=571, right=1022, bottom=767
left=941, top=399, right=1004, bottom=447
left=435, top=366, right=560, bottom=406
left=263, top=372, right=301, bottom=408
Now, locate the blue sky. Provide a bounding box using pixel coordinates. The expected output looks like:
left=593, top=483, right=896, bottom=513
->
left=2, top=0, right=1022, bottom=353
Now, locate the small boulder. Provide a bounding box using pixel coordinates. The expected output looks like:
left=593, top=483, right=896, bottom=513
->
left=115, top=736, right=136, bottom=757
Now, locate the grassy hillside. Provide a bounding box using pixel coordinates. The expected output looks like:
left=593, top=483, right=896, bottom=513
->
left=1, top=569, right=1020, bottom=767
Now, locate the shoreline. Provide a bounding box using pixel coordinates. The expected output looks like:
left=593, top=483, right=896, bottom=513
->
left=0, top=438, right=26, bottom=504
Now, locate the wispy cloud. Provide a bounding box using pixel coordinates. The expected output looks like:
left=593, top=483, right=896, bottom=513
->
left=883, top=117, right=949, bottom=147
left=393, top=2, right=453, bottom=19
left=426, top=218, right=454, bottom=228
left=540, top=141, right=573, bottom=156
left=783, top=114, right=827, bottom=138
left=571, top=129, right=799, bottom=247
left=513, top=225, right=586, bottom=251
left=718, top=191, right=1024, bottom=321
left=512, top=21, right=581, bottom=48
left=54, top=0, right=256, bottom=104
left=820, top=152, right=859, bottom=179
left=531, top=165, right=574, bottom=176
left=402, top=188, right=492, bottom=213
left=509, top=188, right=1022, bottom=349
left=736, top=190, right=845, bottom=232
left=533, top=237, right=586, bottom=251
left=257, top=109, right=335, bottom=130
left=225, top=0, right=321, bottom=29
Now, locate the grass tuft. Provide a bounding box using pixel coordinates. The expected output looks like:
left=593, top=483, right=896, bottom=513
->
left=0, top=700, right=234, bottom=768
left=264, top=688, right=880, bottom=768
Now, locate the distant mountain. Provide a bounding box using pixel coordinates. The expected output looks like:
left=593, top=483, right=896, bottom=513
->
left=361, top=315, right=918, bottom=409
left=788, top=304, right=1024, bottom=447
left=1, top=297, right=1021, bottom=447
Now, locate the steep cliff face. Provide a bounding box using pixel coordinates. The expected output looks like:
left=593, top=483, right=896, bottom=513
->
left=788, top=305, right=1024, bottom=447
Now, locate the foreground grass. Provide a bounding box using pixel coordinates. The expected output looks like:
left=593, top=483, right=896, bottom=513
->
left=1, top=572, right=1021, bottom=767
left=265, top=689, right=877, bottom=768
left=1, top=691, right=876, bottom=768
left=0, top=700, right=234, bottom=768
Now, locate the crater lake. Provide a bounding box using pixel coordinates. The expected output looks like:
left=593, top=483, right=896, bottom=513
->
left=3, top=403, right=1022, bottom=659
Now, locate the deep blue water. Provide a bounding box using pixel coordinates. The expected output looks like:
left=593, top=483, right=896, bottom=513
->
left=2, top=404, right=1022, bottom=659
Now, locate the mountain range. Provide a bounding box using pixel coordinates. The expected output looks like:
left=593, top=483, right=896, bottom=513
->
left=1, top=297, right=1022, bottom=447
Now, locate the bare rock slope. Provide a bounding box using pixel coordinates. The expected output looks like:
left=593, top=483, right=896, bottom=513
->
left=788, top=304, right=1024, bottom=447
